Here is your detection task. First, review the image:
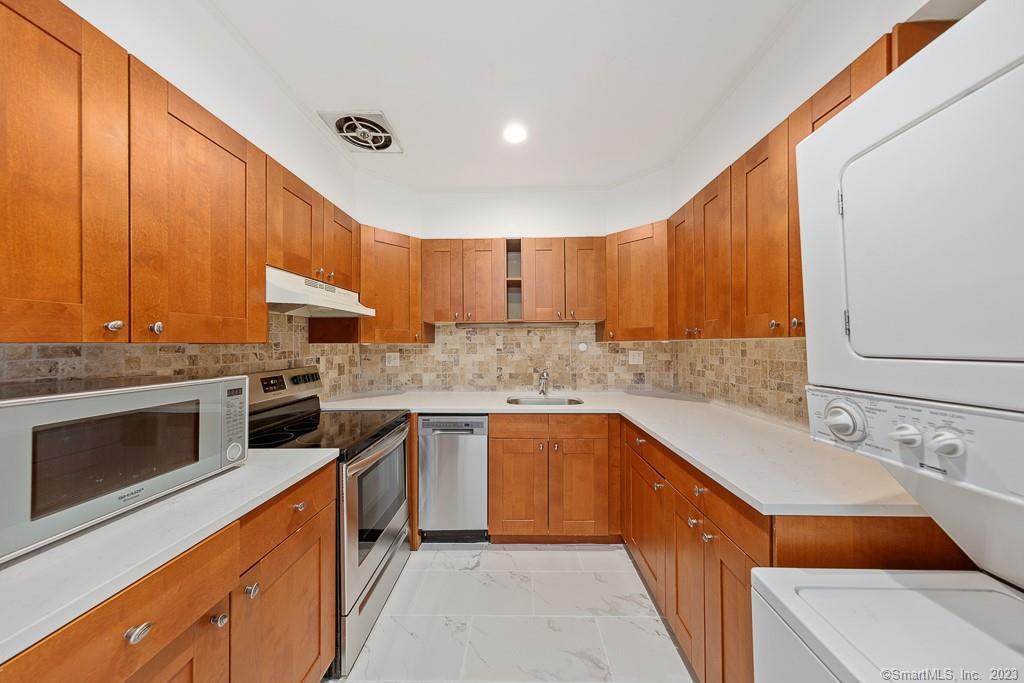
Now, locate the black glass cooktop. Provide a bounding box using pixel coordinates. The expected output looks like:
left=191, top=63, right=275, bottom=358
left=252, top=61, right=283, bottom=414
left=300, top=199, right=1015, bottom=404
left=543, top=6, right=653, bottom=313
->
left=248, top=399, right=407, bottom=461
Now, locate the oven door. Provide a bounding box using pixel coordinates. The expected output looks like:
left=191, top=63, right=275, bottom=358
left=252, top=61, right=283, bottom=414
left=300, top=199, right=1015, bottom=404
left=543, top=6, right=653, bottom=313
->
left=341, top=420, right=410, bottom=613
left=0, top=377, right=245, bottom=564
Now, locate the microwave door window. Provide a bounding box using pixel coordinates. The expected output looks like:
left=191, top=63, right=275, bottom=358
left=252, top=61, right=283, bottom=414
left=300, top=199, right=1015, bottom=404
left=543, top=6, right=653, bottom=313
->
left=31, top=400, right=201, bottom=519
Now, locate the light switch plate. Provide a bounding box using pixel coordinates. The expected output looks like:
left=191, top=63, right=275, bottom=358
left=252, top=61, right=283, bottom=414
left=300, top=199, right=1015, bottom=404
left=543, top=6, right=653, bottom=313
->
left=628, top=350, right=643, bottom=365
left=386, top=352, right=400, bottom=367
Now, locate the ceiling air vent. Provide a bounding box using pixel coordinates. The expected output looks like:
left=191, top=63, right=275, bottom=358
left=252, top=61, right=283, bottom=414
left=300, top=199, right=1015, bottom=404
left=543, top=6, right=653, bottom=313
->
left=317, top=110, right=402, bottom=153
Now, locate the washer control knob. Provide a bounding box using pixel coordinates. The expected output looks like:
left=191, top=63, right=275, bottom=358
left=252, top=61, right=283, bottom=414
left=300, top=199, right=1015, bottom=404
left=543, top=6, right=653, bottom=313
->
left=824, top=406, right=860, bottom=440
left=887, top=424, right=923, bottom=448
left=928, top=431, right=966, bottom=459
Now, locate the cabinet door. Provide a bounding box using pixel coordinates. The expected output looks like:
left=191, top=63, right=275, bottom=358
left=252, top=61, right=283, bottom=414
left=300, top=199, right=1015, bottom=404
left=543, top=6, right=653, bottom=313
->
left=693, top=170, right=731, bottom=339
left=665, top=493, right=705, bottom=682
left=488, top=438, right=548, bottom=536
left=626, top=450, right=668, bottom=608
left=267, top=158, right=324, bottom=280
left=322, top=201, right=358, bottom=291
left=891, top=21, right=954, bottom=69
left=522, top=238, right=566, bottom=321
left=130, top=58, right=268, bottom=343
left=703, top=518, right=756, bottom=683
left=422, top=239, right=464, bottom=322
left=126, top=597, right=230, bottom=683
left=564, top=237, right=606, bottom=321
left=462, top=238, right=506, bottom=322
left=788, top=35, right=890, bottom=337
left=730, top=121, right=789, bottom=338
left=0, top=1, right=129, bottom=342
left=361, top=226, right=425, bottom=343
left=669, top=202, right=697, bottom=340
left=549, top=438, right=609, bottom=536
left=603, top=222, right=670, bottom=341
left=232, top=507, right=336, bottom=683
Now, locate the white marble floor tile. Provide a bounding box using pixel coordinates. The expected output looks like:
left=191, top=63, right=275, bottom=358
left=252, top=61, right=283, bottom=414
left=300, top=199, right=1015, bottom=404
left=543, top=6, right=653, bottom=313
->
left=427, top=549, right=584, bottom=572
left=575, top=547, right=634, bottom=572
left=532, top=571, right=657, bottom=617
left=463, top=616, right=613, bottom=682
left=346, top=615, right=471, bottom=681
left=383, top=569, right=533, bottom=615
left=597, top=617, right=691, bottom=683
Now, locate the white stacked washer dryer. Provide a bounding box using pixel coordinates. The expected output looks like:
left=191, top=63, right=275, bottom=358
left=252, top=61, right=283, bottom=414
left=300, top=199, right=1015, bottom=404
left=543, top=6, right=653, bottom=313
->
left=752, top=0, right=1024, bottom=680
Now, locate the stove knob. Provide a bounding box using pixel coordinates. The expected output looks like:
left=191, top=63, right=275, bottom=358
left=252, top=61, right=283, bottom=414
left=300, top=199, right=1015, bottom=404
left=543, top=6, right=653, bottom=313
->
left=823, top=401, right=865, bottom=442
left=928, top=431, right=966, bottom=459
left=887, top=424, right=923, bottom=448
left=291, top=376, right=303, bottom=385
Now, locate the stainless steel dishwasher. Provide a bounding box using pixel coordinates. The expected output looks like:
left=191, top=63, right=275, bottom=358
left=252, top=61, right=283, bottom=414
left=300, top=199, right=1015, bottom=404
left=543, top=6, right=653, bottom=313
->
left=418, top=415, right=488, bottom=542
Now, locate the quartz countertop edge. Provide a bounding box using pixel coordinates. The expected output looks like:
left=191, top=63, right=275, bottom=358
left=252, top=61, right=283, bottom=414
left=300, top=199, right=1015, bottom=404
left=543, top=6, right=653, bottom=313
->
left=0, top=448, right=338, bottom=665
left=322, top=390, right=922, bottom=517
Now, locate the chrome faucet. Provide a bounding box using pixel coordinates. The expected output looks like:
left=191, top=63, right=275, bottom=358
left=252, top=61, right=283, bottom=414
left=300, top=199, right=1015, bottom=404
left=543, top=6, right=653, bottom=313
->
left=538, top=368, right=550, bottom=396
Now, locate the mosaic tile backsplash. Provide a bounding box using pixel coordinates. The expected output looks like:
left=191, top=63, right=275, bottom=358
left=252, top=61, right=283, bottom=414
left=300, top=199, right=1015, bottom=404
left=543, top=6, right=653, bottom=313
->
left=0, top=316, right=809, bottom=427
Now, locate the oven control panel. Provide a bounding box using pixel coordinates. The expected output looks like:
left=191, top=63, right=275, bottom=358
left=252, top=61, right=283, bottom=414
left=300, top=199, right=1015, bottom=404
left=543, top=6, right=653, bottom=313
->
left=807, top=386, right=1024, bottom=499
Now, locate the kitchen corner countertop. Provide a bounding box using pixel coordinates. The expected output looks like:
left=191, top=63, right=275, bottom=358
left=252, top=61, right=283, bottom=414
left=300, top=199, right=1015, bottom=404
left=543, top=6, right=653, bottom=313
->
left=0, top=448, right=337, bottom=665
left=322, top=391, right=922, bottom=518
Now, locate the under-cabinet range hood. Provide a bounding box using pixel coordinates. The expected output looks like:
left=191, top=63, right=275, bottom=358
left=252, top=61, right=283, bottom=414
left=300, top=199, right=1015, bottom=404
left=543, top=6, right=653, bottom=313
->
left=265, top=266, right=374, bottom=318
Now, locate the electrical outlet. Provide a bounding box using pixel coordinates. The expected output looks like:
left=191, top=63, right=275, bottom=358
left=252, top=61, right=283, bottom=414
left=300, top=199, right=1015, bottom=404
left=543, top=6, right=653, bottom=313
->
left=386, top=352, right=400, bottom=367
left=628, top=350, right=643, bottom=366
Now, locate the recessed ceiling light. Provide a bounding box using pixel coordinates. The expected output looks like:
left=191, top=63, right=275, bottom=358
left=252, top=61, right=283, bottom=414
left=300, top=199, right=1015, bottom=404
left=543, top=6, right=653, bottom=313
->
left=502, top=122, right=528, bottom=144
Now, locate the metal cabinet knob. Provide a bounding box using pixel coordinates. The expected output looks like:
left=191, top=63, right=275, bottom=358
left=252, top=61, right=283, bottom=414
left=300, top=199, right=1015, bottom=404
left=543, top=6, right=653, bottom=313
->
left=553, top=442, right=559, bottom=452
left=316, top=267, right=325, bottom=277
left=414, top=332, right=420, bottom=341
left=653, top=482, right=665, bottom=491
left=692, top=328, right=701, bottom=337
left=687, top=517, right=699, bottom=528
left=210, top=613, right=229, bottom=628
left=769, top=319, right=780, bottom=330
left=291, top=501, right=306, bottom=512
left=327, top=271, right=335, bottom=280
left=570, top=311, right=576, bottom=319
left=791, top=317, right=804, bottom=329
left=556, top=311, right=563, bottom=319
left=103, top=320, right=125, bottom=331
left=149, top=321, right=164, bottom=335
left=454, top=312, right=460, bottom=320
left=701, top=532, right=715, bottom=544
left=608, top=331, right=614, bottom=339
left=244, top=583, right=260, bottom=599
left=467, top=312, right=472, bottom=320
left=693, top=485, right=707, bottom=497
left=124, top=622, right=153, bottom=645
left=636, top=437, right=646, bottom=446
left=539, top=442, right=545, bottom=451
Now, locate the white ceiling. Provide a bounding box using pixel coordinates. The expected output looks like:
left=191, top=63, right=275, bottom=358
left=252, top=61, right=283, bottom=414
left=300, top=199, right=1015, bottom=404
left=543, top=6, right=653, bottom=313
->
left=207, top=0, right=805, bottom=192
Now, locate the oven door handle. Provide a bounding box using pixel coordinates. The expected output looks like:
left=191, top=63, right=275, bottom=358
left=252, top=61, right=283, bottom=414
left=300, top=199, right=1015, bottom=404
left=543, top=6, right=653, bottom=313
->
left=347, top=424, right=410, bottom=477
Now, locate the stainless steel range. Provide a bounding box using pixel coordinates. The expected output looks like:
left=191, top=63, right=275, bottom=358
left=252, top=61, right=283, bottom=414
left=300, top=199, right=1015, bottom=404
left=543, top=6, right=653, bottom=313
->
left=246, top=366, right=410, bottom=678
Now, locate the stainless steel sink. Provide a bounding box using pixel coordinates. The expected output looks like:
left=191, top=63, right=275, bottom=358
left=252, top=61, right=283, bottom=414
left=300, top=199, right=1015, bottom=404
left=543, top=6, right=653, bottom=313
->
left=506, top=396, right=584, bottom=405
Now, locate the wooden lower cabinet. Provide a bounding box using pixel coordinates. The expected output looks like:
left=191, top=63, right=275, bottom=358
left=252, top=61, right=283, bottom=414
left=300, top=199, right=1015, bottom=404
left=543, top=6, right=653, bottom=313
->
left=625, top=449, right=669, bottom=607
left=666, top=491, right=706, bottom=682
left=549, top=438, right=609, bottom=535
left=232, top=500, right=336, bottom=683
left=702, top=519, right=756, bottom=683
left=126, top=597, right=231, bottom=683
left=488, top=437, right=550, bottom=535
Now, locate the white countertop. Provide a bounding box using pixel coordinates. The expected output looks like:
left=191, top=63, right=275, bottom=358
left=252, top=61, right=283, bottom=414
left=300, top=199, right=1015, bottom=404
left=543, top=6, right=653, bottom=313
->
left=323, top=390, right=922, bottom=517
left=0, top=448, right=337, bottom=665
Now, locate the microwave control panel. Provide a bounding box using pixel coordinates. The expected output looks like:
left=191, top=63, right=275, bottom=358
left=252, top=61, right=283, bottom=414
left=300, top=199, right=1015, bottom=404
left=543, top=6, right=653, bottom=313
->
left=223, top=380, right=247, bottom=462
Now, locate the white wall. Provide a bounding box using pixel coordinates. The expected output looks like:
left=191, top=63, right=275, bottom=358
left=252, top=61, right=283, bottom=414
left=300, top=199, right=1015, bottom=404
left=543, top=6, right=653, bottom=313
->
left=419, top=188, right=607, bottom=238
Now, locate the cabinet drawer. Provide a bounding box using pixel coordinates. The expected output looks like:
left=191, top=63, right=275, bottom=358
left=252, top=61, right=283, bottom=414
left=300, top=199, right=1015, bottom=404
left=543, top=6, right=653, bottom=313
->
left=622, top=421, right=645, bottom=456
left=704, top=486, right=771, bottom=567
left=549, top=414, right=608, bottom=438
left=660, top=446, right=710, bottom=512
left=489, top=413, right=550, bottom=438
left=0, top=524, right=239, bottom=682
left=240, top=463, right=337, bottom=570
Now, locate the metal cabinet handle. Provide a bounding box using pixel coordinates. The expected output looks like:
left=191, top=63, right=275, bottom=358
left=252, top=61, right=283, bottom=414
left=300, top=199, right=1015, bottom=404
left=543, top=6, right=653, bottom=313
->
left=701, top=532, right=715, bottom=543
left=692, top=327, right=701, bottom=336
left=124, top=622, right=153, bottom=645
left=210, top=613, right=229, bottom=628
left=791, top=317, right=804, bottom=329
left=687, top=517, right=699, bottom=528
left=653, top=482, right=665, bottom=491
left=608, top=331, right=614, bottom=339
left=769, top=319, right=780, bottom=330
left=291, top=502, right=306, bottom=512
left=244, top=583, right=260, bottom=599
left=316, top=267, right=325, bottom=277
left=454, top=312, right=460, bottom=320
left=327, top=271, right=335, bottom=280
left=149, top=321, right=164, bottom=335
left=693, top=485, right=707, bottom=497
left=683, top=328, right=692, bottom=336
left=570, top=311, right=576, bottom=319
left=539, top=442, right=545, bottom=451
left=414, top=332, right=419, bottom=341
left=636, top=437, right=646, bottom=446
left=556, top=311, right=562, bottom=319
left=466, top=312, right=472, bottom=320
left=553, top=442, right=559, bottom=452
left=103, top=320, right=125, bottom=331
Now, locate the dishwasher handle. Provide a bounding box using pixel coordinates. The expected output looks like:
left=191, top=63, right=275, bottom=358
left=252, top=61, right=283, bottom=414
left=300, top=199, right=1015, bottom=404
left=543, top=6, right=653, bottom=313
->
left=428, top=429, right=477, bottom=435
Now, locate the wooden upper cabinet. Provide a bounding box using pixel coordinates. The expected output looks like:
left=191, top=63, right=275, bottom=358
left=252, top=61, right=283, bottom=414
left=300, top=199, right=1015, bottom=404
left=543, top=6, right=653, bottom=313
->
left=130, top=58, right=267, bottom=343
left=488, top=438, right=549, bottom=536
left=322, top=201, right=359, bottom=291
left=693, top=170, right=732, bottom=339
left=0, top=1, right=129, bottom=343
left=731, top=121, right=789, bottom=338
left=788, top=34, right=891, bottom=336
left=548, top=438, right=610, bottom=536
left=891, top=21, right=955, bottom=70
left=267, top=158, right=324, bottom=281
left=522, top=238, right=566, bottom=321
left=422, top=239, right=464, bottom=322
left=564, top=237, right=606, bottom=321
left=601, top=222, right=670, bottom=341
left=668, top=202, right=697, bottom=340
left=360, top=226, right=426, bottom=343
left=462, top=238, right=507, bottom=322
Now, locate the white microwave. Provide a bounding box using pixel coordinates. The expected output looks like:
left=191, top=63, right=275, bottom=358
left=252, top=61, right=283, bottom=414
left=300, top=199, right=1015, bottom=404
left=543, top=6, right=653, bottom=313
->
left=0, top=375, right=247, bottom=565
